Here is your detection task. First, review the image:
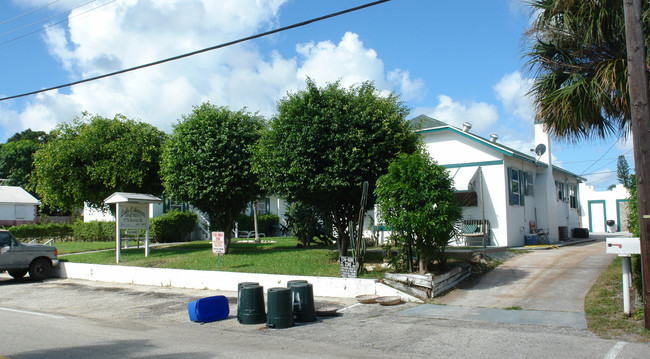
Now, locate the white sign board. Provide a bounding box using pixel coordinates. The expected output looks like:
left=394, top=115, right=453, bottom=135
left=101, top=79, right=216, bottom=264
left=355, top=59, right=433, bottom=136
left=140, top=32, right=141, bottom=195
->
left=212, top=231, right=225, bottom=254
left=118, top=203, right=150, bottom=230
left=606, top=237, right=640, bottom=255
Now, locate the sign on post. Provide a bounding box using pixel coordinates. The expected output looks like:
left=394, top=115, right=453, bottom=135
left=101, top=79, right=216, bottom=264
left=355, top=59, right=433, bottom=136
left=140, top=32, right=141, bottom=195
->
left=212, top=232, right=225, bottom=254
left=340, top=256, right=357, bottom=278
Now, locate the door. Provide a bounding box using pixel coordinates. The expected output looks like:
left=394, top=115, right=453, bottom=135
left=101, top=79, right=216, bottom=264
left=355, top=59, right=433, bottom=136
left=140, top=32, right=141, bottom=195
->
left=617, top=200, right=629, bottom=232
left=589, top=200, right=606, bottom=232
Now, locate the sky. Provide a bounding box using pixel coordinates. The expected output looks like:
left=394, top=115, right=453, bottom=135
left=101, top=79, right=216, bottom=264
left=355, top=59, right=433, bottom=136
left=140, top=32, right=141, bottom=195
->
left=0, top=0, right=635, bottom=190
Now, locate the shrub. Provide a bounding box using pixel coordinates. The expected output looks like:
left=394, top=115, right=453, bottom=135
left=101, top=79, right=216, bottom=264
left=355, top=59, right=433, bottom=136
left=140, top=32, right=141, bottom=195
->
left=6, top=223, right=73, bottom=242
left=150, top=210, right=197, bottom=243
left=284, top=202, right=333, bottom=246
left=72, top=220, right=116, bottom=242
left=235, top=213, right=280, bottom=237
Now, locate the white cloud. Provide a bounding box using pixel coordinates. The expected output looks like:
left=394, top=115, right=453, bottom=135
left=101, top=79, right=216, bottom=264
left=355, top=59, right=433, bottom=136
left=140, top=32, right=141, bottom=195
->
left=494, top=71, right=534, bottom=122
left=413, top=95, right=499, bottom=134
left=7, top=2, right=424, bottom=137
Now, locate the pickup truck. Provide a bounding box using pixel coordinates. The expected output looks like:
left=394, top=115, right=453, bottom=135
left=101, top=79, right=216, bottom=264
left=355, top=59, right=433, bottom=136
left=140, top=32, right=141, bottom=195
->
left=0, top=230, right=59, bottom=280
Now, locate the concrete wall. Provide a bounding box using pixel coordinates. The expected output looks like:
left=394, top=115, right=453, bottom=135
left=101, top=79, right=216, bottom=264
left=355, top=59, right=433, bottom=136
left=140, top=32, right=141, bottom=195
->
left=53, top=262, right=422, bottom=302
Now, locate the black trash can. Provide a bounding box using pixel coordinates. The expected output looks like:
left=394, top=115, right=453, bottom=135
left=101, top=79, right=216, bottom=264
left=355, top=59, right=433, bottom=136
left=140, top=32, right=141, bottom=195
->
left=267, top=287, right=294, bottom=329
left=289, top=282, right=316, bottom=322
left=238, top=283, right=266, bottom=324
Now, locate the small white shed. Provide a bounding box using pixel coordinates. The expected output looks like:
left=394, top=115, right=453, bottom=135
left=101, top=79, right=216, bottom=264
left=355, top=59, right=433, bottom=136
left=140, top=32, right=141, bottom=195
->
left=0, top=186, right=40, bottom=226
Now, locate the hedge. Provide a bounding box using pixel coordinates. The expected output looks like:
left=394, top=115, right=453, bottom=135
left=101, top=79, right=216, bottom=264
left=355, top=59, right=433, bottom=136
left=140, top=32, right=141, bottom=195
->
left=150, top=210, right=197, bottom=243
left=72, top=220, right=116, bottom=242
left=6, top=223, right=73, bottom=241
left=235, top=213, right=279, bottom=236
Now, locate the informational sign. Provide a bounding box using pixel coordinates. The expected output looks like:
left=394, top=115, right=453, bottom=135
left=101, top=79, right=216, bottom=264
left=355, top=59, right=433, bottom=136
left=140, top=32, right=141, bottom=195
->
left=340, top=256, right=357, bottom=278
left=118, top=203, right=149, bottom=230
left=212, top=231, right=225, bottom=255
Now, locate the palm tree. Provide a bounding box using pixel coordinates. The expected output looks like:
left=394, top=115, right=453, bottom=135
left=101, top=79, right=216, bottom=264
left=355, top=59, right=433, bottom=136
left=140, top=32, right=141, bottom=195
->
left=525, top=0, right=650, bottom=140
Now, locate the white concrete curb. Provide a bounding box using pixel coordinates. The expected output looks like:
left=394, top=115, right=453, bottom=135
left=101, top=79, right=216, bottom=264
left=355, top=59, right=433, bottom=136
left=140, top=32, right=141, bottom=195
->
left=53, top=262, right=423, bottom=303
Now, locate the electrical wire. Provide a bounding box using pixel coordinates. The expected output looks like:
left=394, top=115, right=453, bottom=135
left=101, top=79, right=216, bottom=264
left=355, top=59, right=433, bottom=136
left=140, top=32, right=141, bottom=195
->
left=0, top=0, right=391, bottom=102
left=0, top=0, right=98, bottom=39
left=579, top=139, right=619, bottom=175
left=0, top=0, right=63, bottom=26
left=0, top=0, right=119, bottom=48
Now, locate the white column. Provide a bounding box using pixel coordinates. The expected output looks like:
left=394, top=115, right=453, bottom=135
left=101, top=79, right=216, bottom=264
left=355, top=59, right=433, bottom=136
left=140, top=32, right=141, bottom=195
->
left=622, top=255, right=632, bottom=315
left=115, top=202, right=121, bottom=263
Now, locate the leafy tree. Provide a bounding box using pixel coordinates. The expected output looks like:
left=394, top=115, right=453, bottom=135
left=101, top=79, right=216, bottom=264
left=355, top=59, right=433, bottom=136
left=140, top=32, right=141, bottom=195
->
left=283, top=201, right=333, bottom=247
left=0, top=139, right=41, bottom=189
left=525, top=0, right=649, bottom=139
left=0, top=129, right=53, bottom=190
left=33, top=113, right=166, bottom=212
left=375, top=150, right=461, bottom=273
left=255, top=79, right=419, bottom=257
left=161, top=103, right=264, bottom=253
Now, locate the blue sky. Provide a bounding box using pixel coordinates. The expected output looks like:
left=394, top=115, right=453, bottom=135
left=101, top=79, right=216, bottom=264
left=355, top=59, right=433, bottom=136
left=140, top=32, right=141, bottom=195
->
left=0, top=0, right=634, bottom=190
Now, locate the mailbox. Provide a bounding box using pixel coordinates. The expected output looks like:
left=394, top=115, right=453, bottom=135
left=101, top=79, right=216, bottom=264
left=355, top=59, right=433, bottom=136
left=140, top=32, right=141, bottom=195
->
left=605, top=237, right=640, bottom=255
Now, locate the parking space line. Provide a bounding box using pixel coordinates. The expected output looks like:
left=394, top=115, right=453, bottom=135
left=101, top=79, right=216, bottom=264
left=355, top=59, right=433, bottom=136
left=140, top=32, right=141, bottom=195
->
left=0, top=307, right=64, bottom=319
left=339, top=303, right=361, bottom=312
left=604, top=341, right=626, bottom=359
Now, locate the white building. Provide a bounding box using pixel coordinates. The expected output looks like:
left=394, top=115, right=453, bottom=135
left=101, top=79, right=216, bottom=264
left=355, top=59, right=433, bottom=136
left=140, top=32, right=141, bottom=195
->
left=579, top=183, right=630, bottom=233
left=0, top=186, right=40, bottom=226
left=403, top=115, right=585, bottom=247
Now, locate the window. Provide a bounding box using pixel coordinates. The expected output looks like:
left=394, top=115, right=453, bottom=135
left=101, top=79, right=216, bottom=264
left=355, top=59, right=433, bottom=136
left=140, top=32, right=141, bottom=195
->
left=508, top=168, right=524, bottom=206
left=455, top=191, right=478, bottom=207
left=556, top=181, right=565, bottom=201
left=525, top=172, right=534, bottom=196
left=568, top=184, right=577, bottom=209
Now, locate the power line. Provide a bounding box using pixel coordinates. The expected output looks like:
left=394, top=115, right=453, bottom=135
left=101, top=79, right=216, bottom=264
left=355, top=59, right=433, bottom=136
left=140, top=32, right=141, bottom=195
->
left=0, top=0, right=98, bottom=39
left=0, top=0, right=119, bottom=48
left=0, top=0, right=391, bottom=102
left=0, top=0, right=62, bottom=26
left=579, top=139, right=619, bottom=175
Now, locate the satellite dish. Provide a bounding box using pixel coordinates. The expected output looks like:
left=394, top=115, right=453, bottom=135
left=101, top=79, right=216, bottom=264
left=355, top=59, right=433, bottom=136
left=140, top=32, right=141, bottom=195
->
left=534, top=144, right=547, bottom=156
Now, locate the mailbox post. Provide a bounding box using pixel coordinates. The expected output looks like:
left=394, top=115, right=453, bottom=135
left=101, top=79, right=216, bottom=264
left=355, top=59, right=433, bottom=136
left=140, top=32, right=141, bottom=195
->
left=606, top=237, right=641, bottom=316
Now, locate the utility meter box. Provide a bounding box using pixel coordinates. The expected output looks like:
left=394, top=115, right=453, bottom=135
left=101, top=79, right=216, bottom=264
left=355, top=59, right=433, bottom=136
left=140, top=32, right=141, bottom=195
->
left=606, top=237, right=640, bottom=255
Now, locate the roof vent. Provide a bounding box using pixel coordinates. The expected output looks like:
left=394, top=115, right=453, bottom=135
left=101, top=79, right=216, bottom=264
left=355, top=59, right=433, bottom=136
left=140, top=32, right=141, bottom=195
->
left=462, top=122, right=472, bottom=132
left=490, top=134, right=499, bottom=143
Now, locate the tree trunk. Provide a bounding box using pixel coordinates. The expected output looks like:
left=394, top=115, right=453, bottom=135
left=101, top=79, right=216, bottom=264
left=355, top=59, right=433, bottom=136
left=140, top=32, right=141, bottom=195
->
left=623, top=0, right=650, bottom=329
left=334, top=216, right=349, bottom=257
left=253, top=200, right=260, bottom=244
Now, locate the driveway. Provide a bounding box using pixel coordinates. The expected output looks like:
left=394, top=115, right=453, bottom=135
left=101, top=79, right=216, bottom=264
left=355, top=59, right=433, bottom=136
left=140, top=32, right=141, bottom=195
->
left=436, top=236, right=615, bottom=311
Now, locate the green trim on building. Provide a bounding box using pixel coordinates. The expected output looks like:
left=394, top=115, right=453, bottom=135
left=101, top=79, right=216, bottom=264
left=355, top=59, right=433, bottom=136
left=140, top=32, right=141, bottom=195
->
left=443, top=160, right=504, bottom=168
left=588, top=200, right=606, bottom=232
left=616, top=199, right=628, bottom=232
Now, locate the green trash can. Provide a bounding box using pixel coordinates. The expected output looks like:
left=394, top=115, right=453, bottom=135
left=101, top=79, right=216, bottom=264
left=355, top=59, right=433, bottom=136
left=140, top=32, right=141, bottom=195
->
left=289, top=282, right=316, bottom=322
left=238, top=283, right=266, bottom=324
left=266, top=287, right=294, bottom=329
left=287, top=280, right=308, bottom=288
left=237, top=282, right=259, bottom=320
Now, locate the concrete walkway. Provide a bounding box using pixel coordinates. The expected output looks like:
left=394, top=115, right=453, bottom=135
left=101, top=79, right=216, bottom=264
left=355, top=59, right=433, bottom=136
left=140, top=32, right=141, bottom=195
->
left=410, top=234, right=620, bottom=328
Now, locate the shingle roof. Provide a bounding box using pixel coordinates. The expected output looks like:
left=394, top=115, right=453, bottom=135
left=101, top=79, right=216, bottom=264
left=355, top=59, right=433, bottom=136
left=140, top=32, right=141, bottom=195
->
left=408, top=114, right=447, bottom=131
left=0, top=186, right=40, bottom=205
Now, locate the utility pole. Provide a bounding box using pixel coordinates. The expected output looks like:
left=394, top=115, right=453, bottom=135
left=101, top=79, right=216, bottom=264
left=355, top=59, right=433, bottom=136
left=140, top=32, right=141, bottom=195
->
left=623, top=0, right=650, bottom=329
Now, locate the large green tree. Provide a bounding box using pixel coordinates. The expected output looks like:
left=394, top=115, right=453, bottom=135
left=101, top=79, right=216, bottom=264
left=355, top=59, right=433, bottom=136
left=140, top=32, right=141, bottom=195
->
left=161, top=103, right=264, bottom=253
left=525, top=0, right=649, bottom=138
left=33, top=113, right=166, bottom=211
left=375, top=150, right=461, bottom=273
left=255, top=79, right=419, bottom=257
left=0, top=129, right=52, bottom=189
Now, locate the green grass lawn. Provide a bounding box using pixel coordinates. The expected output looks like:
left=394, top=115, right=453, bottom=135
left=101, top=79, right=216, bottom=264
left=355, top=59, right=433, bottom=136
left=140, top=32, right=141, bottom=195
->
left=60, top=237, right=393, bottom=278
left=585, top=256, right=650, bottom=342
left=54, top=241, right=116, bottom=254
